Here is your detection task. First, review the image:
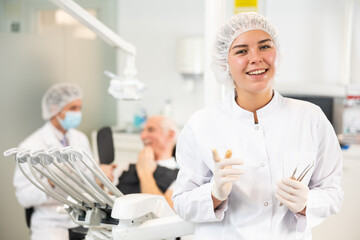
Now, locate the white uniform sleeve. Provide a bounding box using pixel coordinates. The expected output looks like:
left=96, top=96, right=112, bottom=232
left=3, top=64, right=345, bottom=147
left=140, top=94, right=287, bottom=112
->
left=13, top=135, right=55, bottom=208
left=173, top=123, right=228, bottom=223
left=13, top=163, right=50, bottom=208
left=300, top=107, right=343, bottom=228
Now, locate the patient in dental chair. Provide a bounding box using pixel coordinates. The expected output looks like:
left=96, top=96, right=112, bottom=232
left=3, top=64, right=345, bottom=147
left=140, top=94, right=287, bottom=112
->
left=100, top=116, right=179, bottom=209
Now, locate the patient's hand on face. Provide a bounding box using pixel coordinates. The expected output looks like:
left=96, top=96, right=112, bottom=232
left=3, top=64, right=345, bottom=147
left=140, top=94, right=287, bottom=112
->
left=100, top=163, right=117, bottom=182
left=136, top=146, right=157, bottom=177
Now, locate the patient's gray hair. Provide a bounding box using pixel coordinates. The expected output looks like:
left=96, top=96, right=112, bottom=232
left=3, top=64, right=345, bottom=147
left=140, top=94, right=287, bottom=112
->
left=159, top=116, right=179, bottom=143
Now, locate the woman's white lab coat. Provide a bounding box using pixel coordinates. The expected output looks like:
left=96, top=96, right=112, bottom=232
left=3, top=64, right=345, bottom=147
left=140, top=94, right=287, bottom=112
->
left=173, top=90, right=343, bottom=240
left=13, top=122, right=93, bottom=240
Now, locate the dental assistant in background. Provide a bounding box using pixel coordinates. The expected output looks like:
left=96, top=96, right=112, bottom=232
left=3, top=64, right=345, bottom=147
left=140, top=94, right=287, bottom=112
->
left=173, top=12, right=343, bottom=239
left=13, top=83, right=93, bottom=240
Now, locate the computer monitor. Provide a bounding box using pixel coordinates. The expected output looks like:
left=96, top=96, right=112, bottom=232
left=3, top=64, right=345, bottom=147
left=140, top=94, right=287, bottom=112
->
left=284, top=95, right=334, bottom=125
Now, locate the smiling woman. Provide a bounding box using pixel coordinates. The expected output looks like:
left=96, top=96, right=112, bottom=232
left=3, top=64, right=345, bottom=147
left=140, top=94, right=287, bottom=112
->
left=172, top=12, right=343, bottom=240
left=228, top=30, right=277, bottom=112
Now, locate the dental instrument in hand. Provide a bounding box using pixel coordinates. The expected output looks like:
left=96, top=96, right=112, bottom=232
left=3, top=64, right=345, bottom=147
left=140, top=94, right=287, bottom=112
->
left=279, top=160, right=315, bottom=207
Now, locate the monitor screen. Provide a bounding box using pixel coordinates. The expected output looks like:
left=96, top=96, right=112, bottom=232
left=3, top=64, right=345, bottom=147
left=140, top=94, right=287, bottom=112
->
left=284, top=95, right=334, bottom=125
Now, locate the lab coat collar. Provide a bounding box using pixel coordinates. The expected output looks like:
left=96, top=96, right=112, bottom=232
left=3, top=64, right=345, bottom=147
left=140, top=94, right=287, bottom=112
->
left=41, top=122, right=65, bottom=148
left=42, top=123, right=79, bottom=149
left=224, top=89, right=284, bottom=124
left=47, top=121, right=66, bottom=142
left=256, top=90, right=284, bottom=121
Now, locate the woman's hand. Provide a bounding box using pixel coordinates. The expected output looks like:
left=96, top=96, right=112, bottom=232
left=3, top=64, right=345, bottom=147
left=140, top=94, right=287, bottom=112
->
left=276, top=178, right=309, bottom=214
left=211, top=149, right=244, bottom=202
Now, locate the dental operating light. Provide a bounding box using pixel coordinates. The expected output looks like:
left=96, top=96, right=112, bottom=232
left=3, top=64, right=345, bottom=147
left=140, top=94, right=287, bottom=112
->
left=105, top=70, right=147, bottom=101
left=50, top=0, right=147, bottom=100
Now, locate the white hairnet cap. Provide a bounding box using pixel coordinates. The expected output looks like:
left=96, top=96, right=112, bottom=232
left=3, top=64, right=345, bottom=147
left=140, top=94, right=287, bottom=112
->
left=41, top=82, right=83, bottom=120
left=211, top=12, right=280, bottom=87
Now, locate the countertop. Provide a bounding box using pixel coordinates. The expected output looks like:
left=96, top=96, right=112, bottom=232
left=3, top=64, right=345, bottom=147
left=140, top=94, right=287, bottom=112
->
left=342, top=144, right=360, bottom=160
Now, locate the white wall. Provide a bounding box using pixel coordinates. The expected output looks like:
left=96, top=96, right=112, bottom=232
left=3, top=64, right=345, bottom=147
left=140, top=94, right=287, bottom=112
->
left=114, top=0, right=360, bottom=129
left=351, top=0, right=360, bottom=84
left=263, top=0, right=360, bottom=132
left=265, top=0, right=347, bottom=95
left=116, top=0, right=205, bottom=127
left=263, top=0, right=360, bottom=96
left=270, top=0, right=344, bottom=84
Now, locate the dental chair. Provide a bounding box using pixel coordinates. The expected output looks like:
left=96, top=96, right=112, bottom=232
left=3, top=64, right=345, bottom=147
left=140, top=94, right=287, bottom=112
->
left=25, top=207, right=34, bottom=228
left=96, top=126, right=115, bottom=165
left=96, top=127, right=179, bottom=195
left=96, top=126, right=176, bottom=163
left=96, top=127, right=182, bottom=239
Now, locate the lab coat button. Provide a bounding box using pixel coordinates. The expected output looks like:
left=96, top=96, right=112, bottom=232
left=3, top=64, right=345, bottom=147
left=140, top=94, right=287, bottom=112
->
left=261, top=162, right=265, bottom=167
left=264, top=202, right=269, bottom=206
left=255, top=126, right=259, bottom=130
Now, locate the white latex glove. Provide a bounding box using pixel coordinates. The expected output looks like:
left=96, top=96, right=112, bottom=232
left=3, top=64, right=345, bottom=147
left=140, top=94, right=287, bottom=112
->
left=276, top=178, right=309, bottom=213
left=211, top=149, right=244, bottom=201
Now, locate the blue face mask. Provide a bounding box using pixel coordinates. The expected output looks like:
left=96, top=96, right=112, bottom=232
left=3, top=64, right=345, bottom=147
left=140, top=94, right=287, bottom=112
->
left=58, top=111, right=82, bottom=130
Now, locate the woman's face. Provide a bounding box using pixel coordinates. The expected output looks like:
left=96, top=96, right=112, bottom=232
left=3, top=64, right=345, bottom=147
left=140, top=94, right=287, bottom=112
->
left=228, top=30, right=277, bottom=96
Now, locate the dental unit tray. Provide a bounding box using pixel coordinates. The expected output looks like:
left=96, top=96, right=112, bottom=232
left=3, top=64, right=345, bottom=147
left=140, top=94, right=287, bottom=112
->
left=4, top=147, right=194, bottom=240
